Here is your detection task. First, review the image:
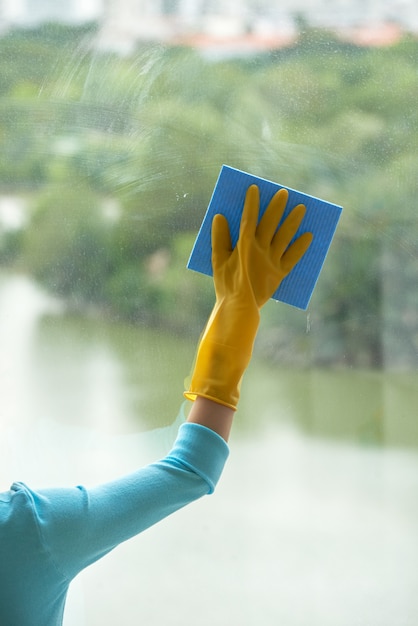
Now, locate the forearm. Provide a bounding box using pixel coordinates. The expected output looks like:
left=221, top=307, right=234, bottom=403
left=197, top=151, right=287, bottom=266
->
left=186, top=396, right=235, bottom=442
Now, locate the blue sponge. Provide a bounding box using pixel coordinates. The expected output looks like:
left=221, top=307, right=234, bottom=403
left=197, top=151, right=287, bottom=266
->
left=187, top=165, right=343, bottom=310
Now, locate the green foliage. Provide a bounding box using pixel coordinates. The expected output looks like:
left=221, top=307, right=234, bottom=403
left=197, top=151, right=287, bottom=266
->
left=1, top=24, right=418, bottom=367
left=0, top=23, right=96, bottom=96
left=22, top=184, right=111, bottom=305
left=0, top=228, right=24, bottom=264
left=104, top=263, right=163, bottom=323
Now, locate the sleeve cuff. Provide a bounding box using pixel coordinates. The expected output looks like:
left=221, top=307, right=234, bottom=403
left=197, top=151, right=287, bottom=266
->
left=167, top=422, right=230, bottom=494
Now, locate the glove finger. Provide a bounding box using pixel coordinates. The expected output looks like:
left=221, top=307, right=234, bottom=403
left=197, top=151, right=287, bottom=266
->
left=280, top=232, right=313, bottom=274
left=256, top=188, right=288, bottom=248
left=271, top=203, right=306, bottom=260
left=212, top=213, right=232, bottom=271
left=239, top=184, right=259, bottom=245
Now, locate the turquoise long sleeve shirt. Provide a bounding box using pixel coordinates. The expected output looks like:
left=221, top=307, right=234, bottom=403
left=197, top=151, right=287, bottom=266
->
left=0, top=422, right=229, bottom=626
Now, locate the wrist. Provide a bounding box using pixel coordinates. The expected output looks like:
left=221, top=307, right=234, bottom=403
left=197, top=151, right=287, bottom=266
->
left=203, top=297, right=260, bottom=350
left=186, top=396, right=235, bottom=442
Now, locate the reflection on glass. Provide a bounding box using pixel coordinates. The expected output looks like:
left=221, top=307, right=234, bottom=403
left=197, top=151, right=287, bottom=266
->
left=0, top=3, right=417, bottom=625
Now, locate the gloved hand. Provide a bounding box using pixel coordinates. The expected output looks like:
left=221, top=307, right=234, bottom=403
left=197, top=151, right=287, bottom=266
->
left=184, top=184, right=313, bottom=410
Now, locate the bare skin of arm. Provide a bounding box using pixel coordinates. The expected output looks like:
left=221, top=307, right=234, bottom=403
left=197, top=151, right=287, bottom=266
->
left=186, top=396, right=234, bottom=442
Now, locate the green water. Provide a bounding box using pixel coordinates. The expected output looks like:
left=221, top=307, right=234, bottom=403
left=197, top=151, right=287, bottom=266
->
left=241, top=363, right=418, bottom=447
left=1, top=270, right=416, bottom=449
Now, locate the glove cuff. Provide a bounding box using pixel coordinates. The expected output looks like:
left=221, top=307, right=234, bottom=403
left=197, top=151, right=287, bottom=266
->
left=184, top=301, right=260, bottom=410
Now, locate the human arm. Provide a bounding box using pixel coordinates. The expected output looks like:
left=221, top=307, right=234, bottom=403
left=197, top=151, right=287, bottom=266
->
left=42, top=184, right=311, bottom=575
left=187, top=396, right=234, bottom=442
left=18, top=420, right=229, bottom=582
left=4, top=185, right=312, bottom=593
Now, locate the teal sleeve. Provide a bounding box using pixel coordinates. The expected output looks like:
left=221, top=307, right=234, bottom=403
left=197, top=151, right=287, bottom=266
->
left=25, top=422, right=229, bottom=580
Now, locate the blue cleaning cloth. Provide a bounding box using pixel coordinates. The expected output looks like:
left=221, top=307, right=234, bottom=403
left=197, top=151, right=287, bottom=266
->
left=187, top=165, right=343, bottom=310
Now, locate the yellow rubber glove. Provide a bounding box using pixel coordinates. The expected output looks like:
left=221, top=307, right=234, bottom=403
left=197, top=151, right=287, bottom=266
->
left=184, top=184, right=313, bottom=410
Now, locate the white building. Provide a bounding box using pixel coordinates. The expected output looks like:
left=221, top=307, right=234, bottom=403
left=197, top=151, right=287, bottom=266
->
left=1, top=0, right=417, bottom=46
left=0, top=0, right=102, bottom=29
left=96, top=0, right=418, bottom=54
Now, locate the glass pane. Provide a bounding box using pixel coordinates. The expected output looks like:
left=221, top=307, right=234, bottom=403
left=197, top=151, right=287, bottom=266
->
left=0, top=3, right=417, bottom=625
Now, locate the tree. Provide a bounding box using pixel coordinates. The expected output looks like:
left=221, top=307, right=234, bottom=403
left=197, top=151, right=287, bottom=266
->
left=22, top=183, right=112, bottom=306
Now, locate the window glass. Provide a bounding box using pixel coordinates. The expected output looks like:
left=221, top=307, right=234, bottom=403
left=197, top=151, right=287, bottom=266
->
left=0, top=3, right=417, bottom=625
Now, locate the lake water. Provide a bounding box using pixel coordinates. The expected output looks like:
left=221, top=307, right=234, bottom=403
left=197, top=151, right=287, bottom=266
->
left=0, top=270, right=417, bottom=625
